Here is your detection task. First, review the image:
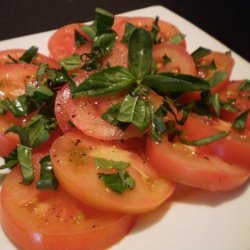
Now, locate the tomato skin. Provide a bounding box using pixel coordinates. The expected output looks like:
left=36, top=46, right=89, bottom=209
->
left=50, top=131, right=175, bottom=214
left=115, top=17, right=186, bottom=47
left=48, top=23, right=91, bottom=61
left=0, top=49, right=59, bottom=68
left=153, top=44, right=196, bottom=75
left=0, top=153, right=136, bottom=250
left=146, top=135, right=249, bottom=191
left=181, top=114, right=250, bottom=169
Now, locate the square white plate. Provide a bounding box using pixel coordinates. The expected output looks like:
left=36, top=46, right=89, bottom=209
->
left=0, top=5, right=250, bottom=250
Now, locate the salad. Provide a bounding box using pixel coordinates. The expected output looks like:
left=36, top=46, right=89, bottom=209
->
left=0, top=7, right=249, bottom=250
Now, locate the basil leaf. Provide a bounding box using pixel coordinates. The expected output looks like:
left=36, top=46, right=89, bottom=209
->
left=93, top=30, right=116, bottom=56
left=46, top=68, right=69, bottom=89
left=59, top=54, right=82, bottom=70
left=128, top=28, right=153, bottom=79
left=121, top=23, right=137, bottom=43
left=239, top=79, right=250, bottom=91
left=0, top=100, right=6, bottom=114
left=0, top=149, right=18, bottom=170
left=221, top=99, right=238, bottom=112
left=169, top=33, right=185, bottom=44
left=191, top=47, right=211, bottom=60
left=196, top=59, right=217, bottom=70
left=94, top=157, right=130, bottom=170
left=232, top=109, right=250, bottom=130
left=98, top=170, right=135, bottom=194
left=2, top=95, right=36, bottom=117
left=180, top=131, right=229, bottom=146
left=209, top=93, right=220, bottom=116
left=75, top=30, right=88, bottom=48
left=150, top=16, right=161, bottom=44
left=59, top=67, right=76, bottom=92
left=36, top=155, right=59, bottom=190
left=73, top=66, right=134, bottom=97
left=117, top=94, right=151, bottom=131
left=143, top=73, right=210, bottom=94
left=81, top=48, right=102, bottom=72
left=17, top=145, right=34, bottom=184
left=101, top=103, right=129, bottom=130
left=163, top=54, right=172, bottom=65
left=26, top=84, right=54, bottom=104
left=208, top=71, right=228, bottom=87
left=19, top=46, right=38, bottom=63
left=37, top=63, right=48, bottom=83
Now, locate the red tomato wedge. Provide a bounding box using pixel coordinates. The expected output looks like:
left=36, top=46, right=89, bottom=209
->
left=180, top=51, right=234, bottom=103
left=180, top=114, right=250, bottom=169
left=219, top=80, right=250, bottom=130
left=0, top=153, right=136, bottom=250
left=0, top=113, right=21, bottom=156
left=115, top=17, right=186, bottom=47
left=50, top=131, right=175, bottom=213
left=0, top=63, right=37, bottom=100
left=0, top=49, right=59, bottom=68
left=146, top=135, right=249, bottom=191
left=48, top=23, right=91, bottom=61
left=153, top=44, right=196, bottom=75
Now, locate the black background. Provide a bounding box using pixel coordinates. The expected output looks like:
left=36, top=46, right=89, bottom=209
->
left=0, top=0, right=250, bottom=61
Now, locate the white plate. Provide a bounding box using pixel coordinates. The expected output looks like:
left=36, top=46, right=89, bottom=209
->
left=0, top=5, right=250, bottom=250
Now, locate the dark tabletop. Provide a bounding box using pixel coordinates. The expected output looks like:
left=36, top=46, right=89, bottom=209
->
left=0, top=0, right=250, bottom=62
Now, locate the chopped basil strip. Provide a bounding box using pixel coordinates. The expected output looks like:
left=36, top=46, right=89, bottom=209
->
left=0, top=101, right=6, bottom=114
left=75, top=30, right=88, bottom=48
left=232, top=109, right=250, bottom=130
left=239, top=79, right=250, bottom=91
left=221, top=99, right=238, bottom=112
left=81, top=20, right=97, bottom=38
left=196, top=59, right=217, bottom=70
left=59, top=54, right=82, bottom=71
left=163, top=54, right=172, bottom=65
left=94, top=157, right=130, bottom=170
left=5, top=114, right=56, bottom=148
left=150, top=16, right=161, bottom=44
left=95, top=7, right=114, bottom=32
left=17, top=145, right=34, bottom=185
left=121, top=23, right=137, bottom=43
left=169, top=33, right=185, bottom=44
left=209, top=93, right=220, bottom=116
left=208, top=71, right=227, bottom=87
left=36, top=155, right=59, bottom=190
left=19, top=46, right=38, bottom=63
left=73, top=66, right=134, bottom=97
left=0, top=149, right=18, bottom=170
left=117, top=94, right=151, bottom=131
left=37, top=63, right=48, bottom=83
left=180, top=131, right=229, bottom=146
left=128, top=28, right=153, bottom=80
left=143, top=73, right=211, bottom=94
left=98, top=170, right=135, bottom=194
left=191, top=47, right=211, bottom=60
left=92, top=30, right=117, bottom=56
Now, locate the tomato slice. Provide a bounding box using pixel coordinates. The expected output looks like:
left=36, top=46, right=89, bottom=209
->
left=0, top=49, right=59, bottom=68
left=101, top=42, right=128, bottom=69
left=50, top=131, right=175, bottom=213
left=179, top=51, right=234, bottom=103
left=0, top=63, right=37, bottom=100
left=153, top=44, right=196, bottom=75
left=146, top=135, right=249, bottom=191
left=180, top=114, right=250, bottom=169
left=115, top=17, right=186, bottom=47
left=0, top=153, right=136, bottom=250
left=219, top=80, right=250, bottom=130
left=48, top=23, right=91, bottom=61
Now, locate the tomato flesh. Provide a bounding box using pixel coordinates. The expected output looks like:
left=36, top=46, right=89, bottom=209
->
left=50, top=131, right=175, bottom=213
left=0, top=153, right=136, bottom=250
